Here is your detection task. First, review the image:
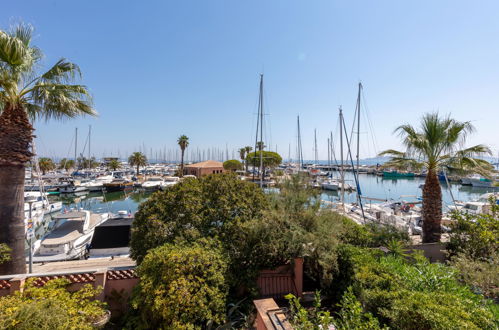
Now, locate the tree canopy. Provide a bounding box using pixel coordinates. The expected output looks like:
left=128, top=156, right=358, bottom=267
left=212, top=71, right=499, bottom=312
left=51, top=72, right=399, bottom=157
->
left=223, top=159, right=242, bottom=171
left=245, top=151, right=282, bottom=168
left=130, top=173, right=268, bottom=263
left=38, top=157, right=55, bottom=175
left=130, top=239, right=227, bottom=329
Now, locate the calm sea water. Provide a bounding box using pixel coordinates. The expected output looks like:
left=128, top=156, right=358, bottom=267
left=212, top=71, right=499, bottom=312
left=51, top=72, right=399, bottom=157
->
left=33, top=174, right=497, bottom=242
left=321, top=172, right=497, bottom=208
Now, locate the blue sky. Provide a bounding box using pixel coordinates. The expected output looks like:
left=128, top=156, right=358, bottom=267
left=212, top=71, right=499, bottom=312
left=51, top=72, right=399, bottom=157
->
left=3, top=1, right=499, bottom=161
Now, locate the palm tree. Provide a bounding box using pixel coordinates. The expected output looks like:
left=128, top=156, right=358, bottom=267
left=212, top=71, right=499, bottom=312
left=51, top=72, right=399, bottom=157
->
left=128, top=152, right=147, bottom=177
left=38, top=157, right=55, bottom=175
left=59, top=158, right=75, bottom=172
left=107, top=159, right=121, bottom=171
left=177, top=135, right=189, bottom=177
left=256, top=141, right=265, bottom=151
left=379, top=113, right=494, bottom=243
left=239, top=148, right=246, bottom=172
left=0, top=24, right=96, bottom=274
left=244, top=146, right=252, bottom=173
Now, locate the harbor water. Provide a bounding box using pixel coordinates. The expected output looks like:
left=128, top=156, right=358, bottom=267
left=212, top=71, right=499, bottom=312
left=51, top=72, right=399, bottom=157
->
left=321, top=172, right=497, bottom=207
left=31, top=173, right=497, bottom=246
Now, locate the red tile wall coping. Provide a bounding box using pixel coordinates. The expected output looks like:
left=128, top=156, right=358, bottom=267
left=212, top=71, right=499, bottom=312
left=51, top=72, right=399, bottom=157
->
left=0, top=280, right=11, bottom=290
left=254, top=298, right=293, bottom=330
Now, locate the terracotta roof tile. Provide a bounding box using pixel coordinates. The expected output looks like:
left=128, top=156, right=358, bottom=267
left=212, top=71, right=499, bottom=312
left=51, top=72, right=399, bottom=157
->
left=184, top=160, right=224, bottom=168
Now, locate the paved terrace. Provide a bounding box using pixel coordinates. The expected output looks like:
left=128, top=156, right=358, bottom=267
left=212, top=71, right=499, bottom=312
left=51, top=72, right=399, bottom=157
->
left=32, top=256, right=135, bottom=273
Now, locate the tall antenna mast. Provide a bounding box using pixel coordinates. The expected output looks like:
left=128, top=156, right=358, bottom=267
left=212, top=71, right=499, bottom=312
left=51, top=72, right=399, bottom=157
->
left=253, top=74, right=265, bottom=187
left=88, top=125, right=91, bottom=169
left=314, top=129, right=318, bottom=165
left=356, top=82, right=362, bottom=175
left=75, top=127, right=78, bottom=169
left=339, top=107, right=344, bottom=208
left=297, top=115, right=303, bottom=169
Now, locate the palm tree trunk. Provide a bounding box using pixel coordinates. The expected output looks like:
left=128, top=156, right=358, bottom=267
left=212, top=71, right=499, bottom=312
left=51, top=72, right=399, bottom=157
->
left=0, top=104, right=33, bottom=275
left=0, top=165, right=26, bottom=274
left=180, top=149, right=185, bottom=177
left=137, top=165, right=139, bottom=178
left=422, top=169, right=442, bottom=243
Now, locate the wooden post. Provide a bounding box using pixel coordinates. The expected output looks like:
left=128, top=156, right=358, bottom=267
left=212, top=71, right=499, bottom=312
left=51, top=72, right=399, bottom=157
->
left=9, top=275, right=26, bottom=295
left=93, top=269, right=107, bottom=301
left=293, top=258, right=303, bottom=297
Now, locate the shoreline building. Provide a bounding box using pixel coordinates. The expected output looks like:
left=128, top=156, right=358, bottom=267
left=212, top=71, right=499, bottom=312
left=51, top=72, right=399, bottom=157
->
left=183, top=160, right=225, bottom=177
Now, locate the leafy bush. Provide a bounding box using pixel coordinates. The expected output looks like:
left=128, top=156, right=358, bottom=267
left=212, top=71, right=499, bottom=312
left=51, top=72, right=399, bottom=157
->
left=129, top=239, right=228, bottom=329
left=334, top=246, right=497, bottom=329
left=223, top=159, right=242, bottom=171
left=450, top=251, right=499, bottom=299
left=285, top=291, right=333, bottom=330
left=285, top=289, right=383, bottom=330
left=0, top=278, right=107, bottom=330
left=447, top=198, right=499, bottom=260
left=334, top=287, right=385, bottom=330
left=0, top=243, right=11, bottom=264
left=130, top=173, right=268, bottom=263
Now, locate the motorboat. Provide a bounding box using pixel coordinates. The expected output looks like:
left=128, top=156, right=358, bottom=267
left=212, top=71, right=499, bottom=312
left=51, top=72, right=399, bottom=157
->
left=24, top=191, right=63, bottom=216
left=103, top=178, right=134, bottom=192
left=88, top=211, right=133, bottom=258
left=32, top=210, right=110, bottom=262
left=59, top=180, right=88, bottom=193
left=162, top=176, right=180, bottom=189
left=80, top=175, right=114, bottom=192
left=141, top=177, right=166, bottom=191
left=321, top=179, right=355, bottom=191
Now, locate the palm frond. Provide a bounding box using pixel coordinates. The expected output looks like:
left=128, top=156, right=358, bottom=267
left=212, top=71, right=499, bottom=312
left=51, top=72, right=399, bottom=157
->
left=442, top=144, right=495, bottom=178
left=40, top=59, right=81, bottom=84
left=27, top=83, right=96, bottom=121
left=0, top=30, right=30, bottom=67
left=378, top=149, right=406, bottom=158
left=381, top=157, right=425, bottom=171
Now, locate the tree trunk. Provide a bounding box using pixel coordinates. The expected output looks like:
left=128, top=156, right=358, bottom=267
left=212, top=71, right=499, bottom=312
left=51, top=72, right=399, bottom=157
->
left=0, top=165, right=26, bottom=274
left=0, top=104, right=33, bottom=275
left=137, top=164, right=139, bottom=177
left=180, top=149, right=184, bottom=177
left=422, top=169, right=442, bottom=243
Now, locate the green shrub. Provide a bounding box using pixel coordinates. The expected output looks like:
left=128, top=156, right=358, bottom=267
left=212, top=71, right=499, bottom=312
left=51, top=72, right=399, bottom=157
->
left=223, top=159, right=243, bottom=171
left=0, top=278, right=107, bottom=330
left=285, top=291, right=333, bottom=330
left=131, top=172, right=268, bottom=263
left=0, top=243, right=11, bottom=264
left=447, top=198, right=499, bottom=260
left=334, top=287, right=384, bottom=330
left=450, top=251, right=499, bottom=299
left=335, top=246, right=497, bottom=329
left=130, top=239, right=228, bottom=329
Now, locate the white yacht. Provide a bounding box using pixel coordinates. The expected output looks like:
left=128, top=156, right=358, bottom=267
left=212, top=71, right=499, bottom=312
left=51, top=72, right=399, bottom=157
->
left=321, top=179, right=355, bottom=191
left=162, top=176, right=180, bottom=189
left=80, top=175, right=114, bottom=192
left=24, top=191, right=63, bottom=216
left=59, top=180, right=88, bottom=193
left=141, top=177, right=166, bottom=191
left=32, top=210, right=110, bottom=262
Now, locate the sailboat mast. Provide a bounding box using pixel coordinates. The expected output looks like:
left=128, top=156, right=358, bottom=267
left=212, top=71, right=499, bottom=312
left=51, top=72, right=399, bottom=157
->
left=356, top=82, right=362, bottom=173
left=314, top=129, right=318, bottom=165
left=88, top=125, right=91, bottom=169
left=259, top=74, right=264, bottom=187
left=327, top=138, right=330, bottom=168
left=297, top=115, right=303, bottom=169
left=75, top=127, right=78, bottom=168
left=339, top=107, right=344, bottom=207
